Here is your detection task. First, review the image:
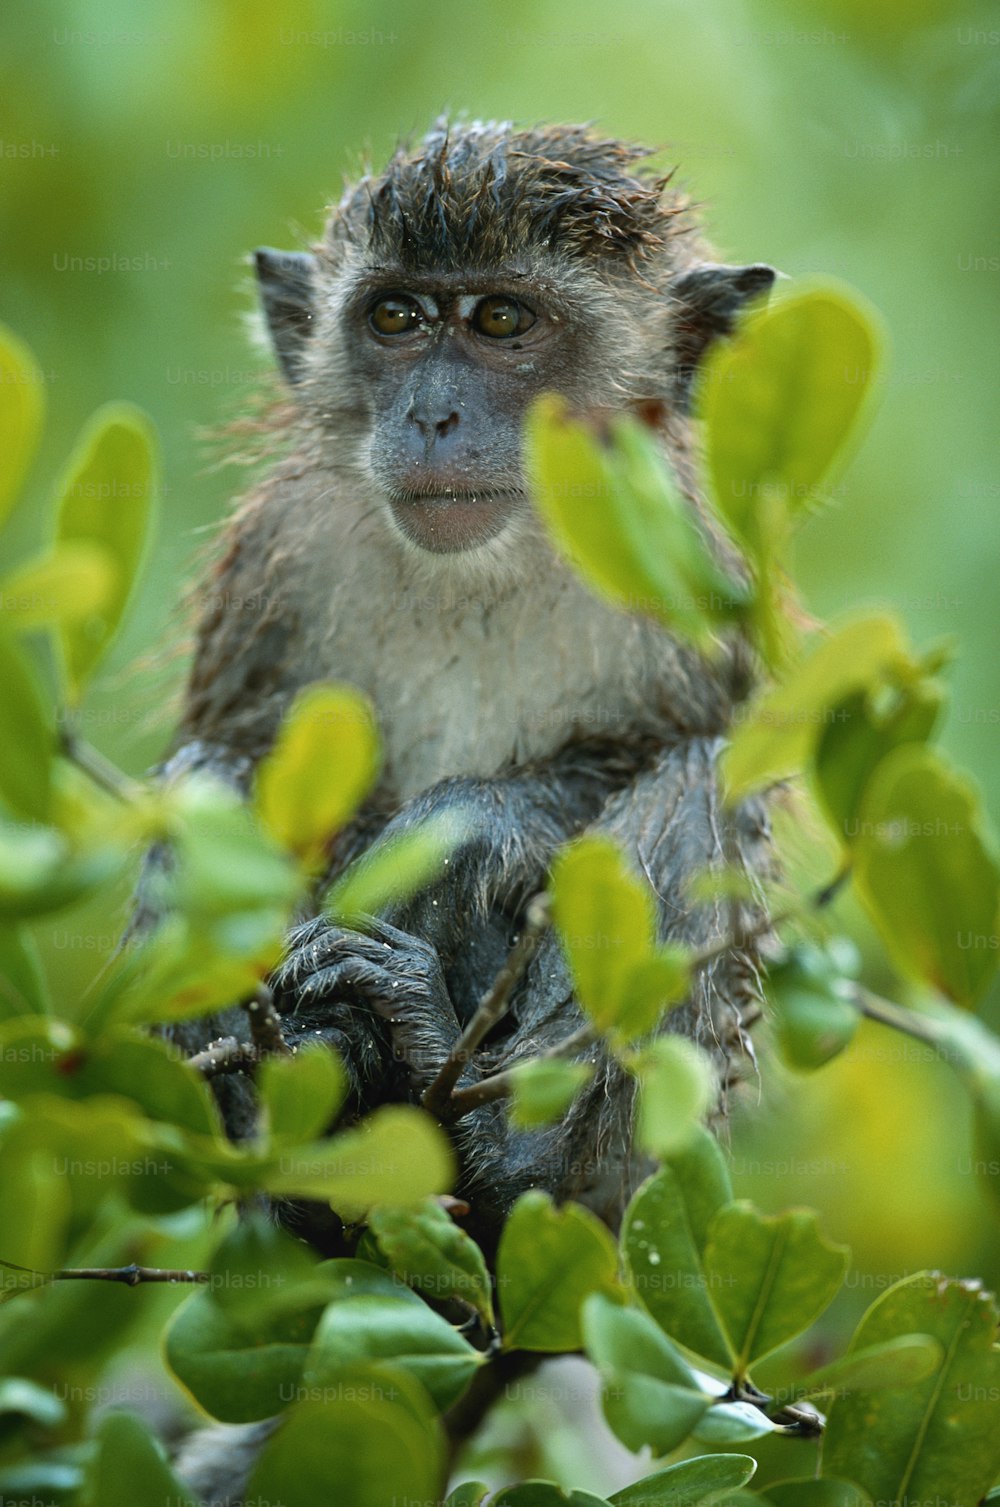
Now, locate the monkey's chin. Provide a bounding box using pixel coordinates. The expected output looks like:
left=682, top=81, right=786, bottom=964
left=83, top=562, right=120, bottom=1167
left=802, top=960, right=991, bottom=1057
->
left=387, top=491, right=522, bottom=555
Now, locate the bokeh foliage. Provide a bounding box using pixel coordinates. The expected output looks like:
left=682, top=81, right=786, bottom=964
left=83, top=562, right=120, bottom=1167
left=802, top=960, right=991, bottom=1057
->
left=1, top=0, right=999, bottom=1490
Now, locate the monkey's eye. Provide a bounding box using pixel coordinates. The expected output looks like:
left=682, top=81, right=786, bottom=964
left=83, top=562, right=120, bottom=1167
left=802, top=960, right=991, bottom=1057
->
left=472, top=296, right=535, bottom=339
left=369, top=296, right=423, bottom=337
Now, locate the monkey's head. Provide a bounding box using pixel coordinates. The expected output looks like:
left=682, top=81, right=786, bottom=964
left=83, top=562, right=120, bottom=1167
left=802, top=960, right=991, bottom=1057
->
left=254, top=120, right=773, bottom=563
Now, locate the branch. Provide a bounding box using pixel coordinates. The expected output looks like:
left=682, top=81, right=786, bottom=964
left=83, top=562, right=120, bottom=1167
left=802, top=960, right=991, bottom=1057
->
left=422, top=894, right=550, bottom=1119
left=446, top=1021, right=597, bottom=1119
left=0, top=1257, right=207, bottom=1289
left=852, top=986, right=952, bottom=1053
left=243, top=984, right=291, bottom=1056
left=58, top=726, right=144, bottom=804
left=686, top=863, right=851, bottom=975
left=187, top=1035, right=262, bottom=1079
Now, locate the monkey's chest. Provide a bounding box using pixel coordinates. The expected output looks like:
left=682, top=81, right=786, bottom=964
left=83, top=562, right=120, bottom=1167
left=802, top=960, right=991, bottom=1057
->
left=355, top=601, right=661, bottom=798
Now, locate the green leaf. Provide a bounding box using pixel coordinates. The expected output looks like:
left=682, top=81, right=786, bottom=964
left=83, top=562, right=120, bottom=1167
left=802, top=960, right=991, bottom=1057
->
left=823, top=1273, right=1000, bottom=1503
left=102, top=912, right=283, bottom=1027
left=583, top=1293, right=710, bottom=1454
left=498, top=1191, right=621, bottom=1352
left=853, top=745, right=1000, bottom=1005
left=0, top=1376, right=66, bottom=1428
left=704, top=1202, right=849, bottom=1374
left=0, top=926, right=50, bottom=1017
left=0, top=637, right=52, bottom=820
left=608, top=1454, right=757, bottom=1505
left=0, top=1019, right=219, bottom=1135
left=0, top=324, right=45, bottom=532
left=634, top=1036, right=717, bottom=1156
left=795, top=1333, right=942, bottom=1399
left=768, top=942, right=860, bottom=1071
left=527, top=398, right=747, bottom=651
left=206, top=1211, right=323, bottom=1320
left=700, top=284, right=881, bottom=547
left=764, top=1483, right=868, bottom=1507
left=0, top=822, right=122, bottom=920
left=263, top=1105, right=454, bottom=1220
left=508, top=1057, right=594, bottom=1129
left=328, top=811, right=463, bottom=922
left=305, top=1291, right=483, bottom=1410
left=54, top=402, right=157, bottom=702
left=87, top=1410, right=197, bottom=1507
left=171, top=774, right=301, bottom=918
left=551, top=836, right=653, bottom=1026
left=551, top=836, right=688, bottom=1040
left=255, top=683, right=379, bottom=868
left=622, top=1129, right=734, bottom=1368
left=692, top=1399, right=779, bottom=1442
left=0, top=1109, right=71, bottom=1271
left=494, top=1487, right=611, bottom=1506
left=0, top=542, right=116, bottom=632
left=165, top=1283, right=332, bottom=1422
left=247, top=1375, right=443, bottom=1507
left=723, top=613, right=911, bottom=801
left=368, top=1198, right=494, bottom=1327
left=446, top=1486, right=492, bottom=1506
left=617, top=948, right=692, bottom=1042
left=814, top=681, right=944, bottom=842
left=0, top=1088, right=209, bottom=1216
left=259, top=1043, right=347, bottom=1143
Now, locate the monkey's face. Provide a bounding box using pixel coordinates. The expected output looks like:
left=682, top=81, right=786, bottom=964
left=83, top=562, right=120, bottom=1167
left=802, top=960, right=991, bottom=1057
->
left=254, top=247, right=635, bottom=560
left=251, top=122, right=775, bottom=565
left=341, top=268, right=604, bottom=556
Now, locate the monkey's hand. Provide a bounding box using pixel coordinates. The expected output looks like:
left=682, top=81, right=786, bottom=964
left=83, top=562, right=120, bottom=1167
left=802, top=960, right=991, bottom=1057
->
left=269, top=915, right=462, bottom=1100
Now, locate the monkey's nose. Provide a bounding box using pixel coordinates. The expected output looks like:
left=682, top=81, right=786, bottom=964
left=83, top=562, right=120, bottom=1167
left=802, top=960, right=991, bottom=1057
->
left=407, top=406, right=460, bottom=449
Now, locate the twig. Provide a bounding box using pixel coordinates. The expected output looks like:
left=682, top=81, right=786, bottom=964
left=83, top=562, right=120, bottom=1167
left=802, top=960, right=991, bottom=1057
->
left=421, top=894, right=551, bottom=1119
left=242, top=984, right=291, bottom=1056
left=446, top=1021, right=597, bottom=1119
left=58, top=727, right=144, bottom=804
left=187, top=1035, right=262, bottom=1079
left=852, top=986, right=951, bottom=1054
left=686, top=864, right=851, bottom=975
left=55, top=1264, right=210, bottom=1286
left=0, top=1257, right=207, bottom=1289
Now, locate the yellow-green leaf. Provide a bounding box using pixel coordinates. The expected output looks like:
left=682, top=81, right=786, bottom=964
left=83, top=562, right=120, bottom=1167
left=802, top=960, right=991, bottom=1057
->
left=723, top=613, right=911, bottom=801
left=264, top=1106, right=454, bottom=1220
left=527, top=397, right=748, bottom=649
left=54, top=402, right=157, bottom=702
left=0, top=325, right=45, bottom=532
left=0, top=541, right=117, bottom=632
left=701, top=284, right=882, bottom=549
left=551, top=836, right=655, bottom=1030
left=0, top=637, right=52, bottom=820
left=854, top=745, right=1000, bottom=1006
left=634, top=1036, right=716, bottom=1157
left=256, top=683, right=379, bottom=867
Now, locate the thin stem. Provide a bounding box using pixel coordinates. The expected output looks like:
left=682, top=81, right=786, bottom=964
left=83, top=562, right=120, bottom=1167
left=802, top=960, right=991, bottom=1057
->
left=243, top=984, right=291, bottom=1057
left=59, top=727, right=144, bottom=804
left=687, top=864, right=851, bottom=975
left=0, top=1257, right=208, bottom=1288
left=422, top=894, right=551, bottom=1119
left=447, top=1021, right=598, bottom=1120
left=853, top=986, right=950, bottom=1053
left=187, top=1036, right=262, bottom=1079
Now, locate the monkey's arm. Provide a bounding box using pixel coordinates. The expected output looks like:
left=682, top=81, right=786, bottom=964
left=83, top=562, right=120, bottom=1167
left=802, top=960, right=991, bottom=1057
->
left=423, top=736, right=770, bottom=1241
left=270, top=735, right=769, bottom=1252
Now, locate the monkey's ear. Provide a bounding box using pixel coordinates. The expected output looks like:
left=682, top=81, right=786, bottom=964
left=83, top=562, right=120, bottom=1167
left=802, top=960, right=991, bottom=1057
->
left=254, top=248, right=317, bottom=385
left=669, top=262, right=777, bottom=410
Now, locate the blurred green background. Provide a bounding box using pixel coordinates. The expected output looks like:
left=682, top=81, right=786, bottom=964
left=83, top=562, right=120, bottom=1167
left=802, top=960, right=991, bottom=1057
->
left=2, top=0, right=999, bottom=1452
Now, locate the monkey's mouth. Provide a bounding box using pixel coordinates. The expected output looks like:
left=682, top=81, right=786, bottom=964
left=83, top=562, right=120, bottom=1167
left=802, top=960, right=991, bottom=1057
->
left=387, top=488, right=524, bottom=554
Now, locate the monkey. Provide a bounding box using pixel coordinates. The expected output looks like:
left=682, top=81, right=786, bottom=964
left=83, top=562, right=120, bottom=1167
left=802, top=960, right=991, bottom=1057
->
left=155, top=115, right=778, bottom=1506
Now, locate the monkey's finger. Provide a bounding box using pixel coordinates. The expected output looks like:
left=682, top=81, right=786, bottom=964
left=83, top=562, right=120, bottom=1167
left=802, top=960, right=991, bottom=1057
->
left=293, top=957, right=406, bottom=1011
